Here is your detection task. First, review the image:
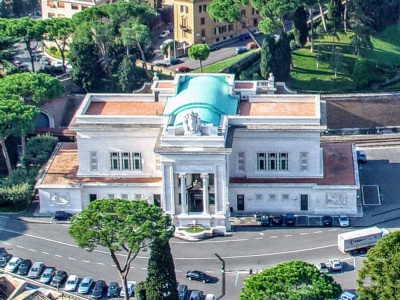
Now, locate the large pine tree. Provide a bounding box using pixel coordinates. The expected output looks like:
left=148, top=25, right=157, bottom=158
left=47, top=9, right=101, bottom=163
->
left=145, top=239, right=178, bottom=300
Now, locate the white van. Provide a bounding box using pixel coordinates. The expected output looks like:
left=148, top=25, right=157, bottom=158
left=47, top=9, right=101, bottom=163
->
left=340, top=291, right=357, bottom=300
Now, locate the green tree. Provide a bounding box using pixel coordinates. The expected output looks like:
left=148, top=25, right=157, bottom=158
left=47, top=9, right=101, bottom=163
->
left=146, top=239, right=178, bottom=300
left=357, top=231, right=400, bottom=299
left=293, top=5, right=308, bottom=47
left=207, top=0, right=261, bottom=48
left=44, top=18, right=75, bottom=72
left=117, top=56, right=146, bottom=93
left=0, top=99, right=39, bottom=175
left=275, top=32, right=292, bottom=81
left=5, top=17, right=45, bottom=72
left=260, top=35, right=276, bottom=79
left=240, top=260, right=342, bottom=299
left=351, top=58, right=376, bottom=89
left=188, top=44, right=210, bottom=73
left=68, top=199, right=174, bottom=300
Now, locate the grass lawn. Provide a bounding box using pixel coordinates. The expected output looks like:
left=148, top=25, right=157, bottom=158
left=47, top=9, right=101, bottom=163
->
left=289, top=24, right=400, bottom=93
left=192, top=50, right=255, bottom=73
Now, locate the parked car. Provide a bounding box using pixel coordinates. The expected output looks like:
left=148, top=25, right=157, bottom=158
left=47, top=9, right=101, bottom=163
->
left=272, top=214, right=283, bottom=225
left=107, top=281, right=120, bottom=297
left=53, top=210, right=72, bottom=221
left=40, top=267, right=55, bottom=284
left=159, top=30, right=171, bottom=38
left=285, top=213, right=296, bottom=226
left=12, top=60, right=22, bottom=67
left=316, top=262, right=329, bottom=273
left=27, top=261, right=44, bottom=279
left=120, top=281, right=135, bottom=297
left=357, top=150, right=367, bottom=163
left=329, top=259, right=342, bottom=271
left=0, top=253, right=12, bottom=268
left=91, top=280, right=107, bottom=299
left=175, top=65, right=190, bottom=73
left=167, top=58, right=182, bottom=66
left=235, top=46, right=248, bottom=54
left=185, top=270, right=212, bottom=283
left=340, top=291, right=357, bottom=300
left=188, top=290, right=203, bottom=300
left=177, top=284, right=188, bottom=300
left=52, top=61, right=63, bottom=68
left=238, top=32, right=250, bottom=40
left=5, top=257, right=22, bottom=273
left=39, top=57, right=50, bottom=65
left=17, top=259, right=32, bottom=275
left=50, top=270, right=68, bottom=287
left=64, top=274, right=79, bottom=291
left=247, top=41, right=257, bottom=49
left=260, top=215, right=270, bottom=226
left=322, top=215, right=333, bottom=226
left=205, top=294, right=216, bottom=300
left=78, top=276, right=93, bottom=294
left=339, top=214, right=349, bottom=227
left=252, top=28, right=262, bottom=35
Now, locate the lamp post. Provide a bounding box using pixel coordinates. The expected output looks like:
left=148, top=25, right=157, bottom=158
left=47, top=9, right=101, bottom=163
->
left=214, top=253, right=225, bottom=299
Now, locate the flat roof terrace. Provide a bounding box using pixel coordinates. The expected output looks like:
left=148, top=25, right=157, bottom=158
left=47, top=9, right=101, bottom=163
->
left=85, top=101, right=165, bottom=116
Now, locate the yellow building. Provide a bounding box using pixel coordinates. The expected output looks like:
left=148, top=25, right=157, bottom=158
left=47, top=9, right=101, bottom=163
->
left=173, top=0, right=262, bottom=46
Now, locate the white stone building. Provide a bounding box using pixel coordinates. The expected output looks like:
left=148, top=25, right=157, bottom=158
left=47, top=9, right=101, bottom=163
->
left=36, top=73, right=360, bottom=232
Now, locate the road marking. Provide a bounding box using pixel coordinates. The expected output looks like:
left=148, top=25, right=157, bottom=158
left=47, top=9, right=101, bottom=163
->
left=97, top=262, right=104, bottom=265
left=83, top=260, right=90, bottom=263
left=259, top=233, right=264, bottom=236
left=206, top=271, right=214, bottom=273
left=176, top=270, right=182, bottom=272
left=17, top=245, right=24, bottom=248
left=55, top=254, right=62, bottom=258
left=42, top=252, right=49, bottom=255
left=29, top=249, right=36, bottom=252
left=254, top=237, right=263, bottom=240
left=285, top=235, right=293, bottom=237
left=68, top=257, right=76, bottom=260
left=300, top=233, right=308, bottom=235
left=314, top=231, right=322, bottom=234
left=172, top=238, right=249, bottom=244
left=329, top=229, right=337, bottom=231
left=141, top=268, right=147, bottom=270
left=4, top=242, right=11, bottom=245
left=270, top=236, right=278, bottom=238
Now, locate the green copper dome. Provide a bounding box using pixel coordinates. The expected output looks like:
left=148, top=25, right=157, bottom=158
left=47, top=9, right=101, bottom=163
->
left=163, top=75, right=239, bottom=126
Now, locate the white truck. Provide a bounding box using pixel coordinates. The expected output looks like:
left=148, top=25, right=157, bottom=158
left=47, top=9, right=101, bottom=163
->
left=338, top=227, right=389, bottom=254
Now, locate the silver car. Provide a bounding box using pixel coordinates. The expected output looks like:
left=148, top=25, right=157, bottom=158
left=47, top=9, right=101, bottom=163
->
left=78, top=276, right=93, bottom=294
left=27, top=262, right=44, bottom=279
left=40, top=267, right=55, bottom=284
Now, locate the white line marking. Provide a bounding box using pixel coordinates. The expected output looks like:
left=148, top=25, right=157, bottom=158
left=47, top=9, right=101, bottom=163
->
left=42, top=252, right=49, bottom=255
left=29, top=249, right=36, bottom=252
left=83, top=260, right=90, bottom=263
left=259, top=233, right=264, bottom=236
left=328, top=229, right=337, bottom=232
left=254, top=237, right=263, bottom=240
left=68, top=257, right=76, bottom=260
left=314, top=231, right=322, bottom=234
left=206, top=271, right=214, bottom=273
left=55, top=255, right=62, bottom=258
left=17, top=245, right=24, bottom=248
left=172, top=238, right=248, bottom=244
left=176, top=270, right=182, bottom=272
left=141, top=268, right=147, bottom=270
left=285, top=235, right=293, bottom=237
left=270, top=236, right=278, bottom=238
left=300, top=233, right=308, bottom=235
left=97, top=262, right=104, bottom=265
left=4, top=242, right=11, bottom=245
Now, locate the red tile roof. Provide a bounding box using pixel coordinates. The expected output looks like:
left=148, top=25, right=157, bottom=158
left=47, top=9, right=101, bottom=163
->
left=238, top=100, right=316, bottom=117
left=85, top=101, right=165, bottom=116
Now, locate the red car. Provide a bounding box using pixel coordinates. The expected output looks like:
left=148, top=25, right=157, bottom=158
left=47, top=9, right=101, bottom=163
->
left=175, top=65, right=190, bottom=73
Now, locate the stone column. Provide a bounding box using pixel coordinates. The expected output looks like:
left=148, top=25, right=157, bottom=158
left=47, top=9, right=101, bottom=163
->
left=179, top=173, right=187, bottom=214
left=201, top=173, right=209, bottom=214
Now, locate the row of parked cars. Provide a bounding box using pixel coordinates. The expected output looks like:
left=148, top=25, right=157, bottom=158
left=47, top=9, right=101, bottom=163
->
left=0, top=248, right=134, bottom=298
left=253, top=213, right=350, bottom=227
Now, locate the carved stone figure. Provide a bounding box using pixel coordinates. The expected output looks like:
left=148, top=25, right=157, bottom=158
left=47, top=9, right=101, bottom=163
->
left=183, top=111, right=202, bottom=135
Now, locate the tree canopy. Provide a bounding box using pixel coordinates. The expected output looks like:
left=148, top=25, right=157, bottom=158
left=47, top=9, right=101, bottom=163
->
left=188, top=44, right=210, bottom=72
left=357, top=231, right=400, bottom=300
left=68, top=199, right=174, bottom=300
left=240, top=260, right=342, bottom=300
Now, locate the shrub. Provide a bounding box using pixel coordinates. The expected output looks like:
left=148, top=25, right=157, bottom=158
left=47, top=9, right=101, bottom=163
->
left=23, top=134, right=58, bottom=169
left=134, top=281, right=147, bottom=300
left=0, top=183, right=31, bottom=207
left=1, top=168, right=38, bottom=187
left=351, top=59, right=377, bottom=89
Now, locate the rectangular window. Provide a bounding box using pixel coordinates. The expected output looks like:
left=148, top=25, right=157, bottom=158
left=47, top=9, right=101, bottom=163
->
left=199, top=4, right=206, bottom=13
left=228, top=24, right=234, bottom=31
left=300, top=152, right=308, bottom=171
left=89, top=194, right=97, bottom=202
left=110, top=152, right=142, bottom=170
left=154, top=194, right=161, bottom=207
left=71, top=3, right=78, bottom=10
left=282, top=194, right=289, bottom=200
left=255, top=194, right=262, bottom=200
left=48, top=13, right=55, bottom=18
left=155, top=154, right=161, bottom=171
left=269, top=194, right=276, bottom=200
left=200, top=17, right=205, bottom=25
left=201, top=29, right=206, bottom=37
left=47, top=1, right=55, bottom=7
left=58, top=14, right=65, bottom=17
left=132, top=152, right=142, bottom=170
left=57, top=2, right=64, bottom=7
left=252, top=8, right=258, bottom=15
left=241, top=22, right=246, bottom=29
left=82, top=6, right=88, bottom=10
left=122, top=152, right=131, bottom=170
left=253, top=18, right=258, bottom=26
left=209, top=193, right=215, bottom=205
left=134, top=194, right=142, bottom=200
left=110, top=152, right=120, bottom=170
left=238, top=152, right=245, bottom=171
left=241, top=9, right=246, bottom=16
left=108, top=194, right=115, bottom=199
left=121, top=194, right=129, bottom=200
left=180, top=5, right=188, bottom=13
left=258, top=152, right=289, bottom=171
left=90, top=151, right=98, bottom=171
left=221, top=26, right=227, bottom=33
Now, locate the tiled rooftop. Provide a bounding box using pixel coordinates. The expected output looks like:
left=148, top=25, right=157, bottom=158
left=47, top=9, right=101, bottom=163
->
left=85, top=101, right=165, bottom=116
left=155, top=81, right=174, bottom=89
left=238, top=100, right=316, bottom=117
left=230, top=143, right=355, bottom=186
left=235, top=82, right=254, bottom=89
left=40, top=143, right=162, bottom=186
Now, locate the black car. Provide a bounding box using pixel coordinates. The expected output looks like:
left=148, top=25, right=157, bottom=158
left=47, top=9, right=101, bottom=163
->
left=238, top=32, right=250, bottom=40
left=322, top=215, right=333, bottom=226
left=167, top=58, right=182, bottom=66
left=285, top=213, right=296, bottom=226
left=91, top=280, right=107, bottom=299
left=50, top=270, right=68, bottom=287
left=0, top=253, right=12, bottom=267
left=17, top=259, right=32, bottom=275
left=260, top=215, right=270, bottom=226
left=185, top=270, right=212, bottom=283
left=53, top=211, right=72, bottom=221
left=107, top=281, right=120, bottom=298
left=272, top=214, right=283, bottom=225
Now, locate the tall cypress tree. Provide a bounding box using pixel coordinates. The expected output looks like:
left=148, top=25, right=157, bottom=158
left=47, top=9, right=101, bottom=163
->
left=275, top=32, right=292, bottom=82
left=146, top=239, right=178, bottom=300
left=260, top=35, right=277, bottom=79
left=293, top=6, right=308, bottom=47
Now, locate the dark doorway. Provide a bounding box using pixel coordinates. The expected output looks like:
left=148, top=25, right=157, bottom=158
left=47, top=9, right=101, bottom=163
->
left=237, top=195, right=245, bottom=211
left=34, top=112, right=50, bottom=128
left=300, top=194, right=309, bottom=211
left=188, top=191, right=203, bottom=212
left=154, top=194, right=161, bottom=207
left=89, top=194, right=97, bottom=202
